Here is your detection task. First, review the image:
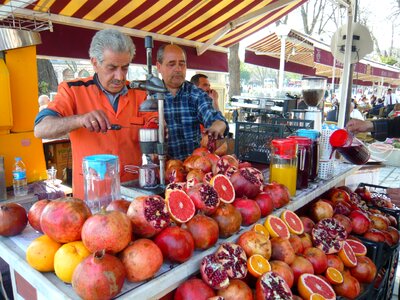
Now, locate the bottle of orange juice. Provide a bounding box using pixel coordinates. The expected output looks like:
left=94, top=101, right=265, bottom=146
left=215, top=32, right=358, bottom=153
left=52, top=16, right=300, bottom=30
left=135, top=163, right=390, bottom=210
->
left=269, top=139, right=298, bottom=196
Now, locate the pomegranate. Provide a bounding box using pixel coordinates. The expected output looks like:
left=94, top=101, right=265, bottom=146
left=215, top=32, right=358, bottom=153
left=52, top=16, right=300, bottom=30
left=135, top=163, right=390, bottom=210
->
left=350, top=256, right=377, bottom=283
left=329, top=188, right=351, bottom=203
left=303, top=247, right=328, bottom=274
left=187, top=183, right=220, bottom=215
left=224, top=165, right=238, bottom=178
left=230, top=167, right=263, bottom=199
left=326, top=254, right=344, bottom=272
left=193, top=147, right=211, bottom=156
left=299, top=232, right=313, bottom=251
left=333, top=214, right=353, bottom=235
left=254, top=192, right=274, bottom=217
left=387, top=215, right=398, bottom=227
left=72, top=250, right=125, bottom=300
left=290, top=255, right=314, bottom=283
left=211, top=203, right=242, bottom=238
left=106, top=199, right=130, bottom=213
left=333, top=272, right=361, bottom=299
left=354, top=186, right=371, bottom=202
left=262, top=182, right=291, bottom=209
left=214, top=141, right=228, bottom=156
left=300, top=216, right=315, bottom=234
left=127, top=195, right=170, bottom=238
left=387, top=226, right=400, bottom=244
left=381, top=230, right=394, bottom=245
left=215, top=243, right=247, bottom=279
left=369, top=213, right=390, bottom=231
left=119, top=239, right=163, bottom=282
left=174, top=278, right=215, bottom=300
left=183, top=155, right=199, bottom=171
left=311, top=218, right=347, bottom=254
left=349, top=210, right=371, bottom=235
left=166, top=165, right=186, bottom=183
left=166, top=159, right=183, bottom=170
left=0, top=203, right=28, bottom=236
left=154, top=226, right=194, bottom=263
left=212, top=155, right=239, bottom=175
left=236, top=230, right=272, bottom=259
left=200, top=254, right=229, bottom=289
left=203, top=172, right=213, bottom=183
left=40, top=197, right=91, bottom=243
left=333, top=200, right=352, bottom=216
left=232, top=198, right=261, bottom=226
left=255, top=272, right=293, bottom=299
left=192, top=155, right=213, bottom=173
left=269, top=260, right=294, bottom=288
left=217, top=279, right=253, bottom=300
left=27, top=199, right=50, bottom=233
left=206, top=153, right=220, bottom=167
left=309, top=200, right=334, bottom=222
left=270, top=237, right=296, bottom=265
left=289, top=234, right=304, bottom=254
left=363, top=228, right=386, bottom=242
left=186, top=169, right=206, bottom=189
left=183, top=214, right=219, bottom=250
left=81, top=209, right=132, bottom=254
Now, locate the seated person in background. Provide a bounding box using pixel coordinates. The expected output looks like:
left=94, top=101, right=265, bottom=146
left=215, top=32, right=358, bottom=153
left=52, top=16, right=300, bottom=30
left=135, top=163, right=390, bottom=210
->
left=349, top=102, right=364, bottom=120
left=190, top=74, right=220, bottom=111
left=38, top=94, right=50, bottom=111
left=367, top=98, right=384, bottom=117
left=388, top=103, right=400, bottom=118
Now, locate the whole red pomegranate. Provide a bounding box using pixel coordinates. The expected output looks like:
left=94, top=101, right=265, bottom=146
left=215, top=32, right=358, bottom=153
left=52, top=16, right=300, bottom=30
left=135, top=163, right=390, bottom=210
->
left=127, top=195, right=170, bottom=238
left=230, top=167, right=263, bottom=198
left=290, top=255, right=314, bottom=283
left=270, top=237, right=296, bottom=265
left=232, top=198, right=261, bottom=226
left=303, top=247, right=328, bottom=274
left=174, top=278, right=215, bottom=300
left=349, top=210, right=371, bottom=235
left=211, top=203, right=242, bottom=238
left=333, top=214, right=353, bottom=235
left=166, top=165, right=186, bottom=184
left=237, top=230, right=271, bottom=259
left=40, top=197, right=91, bottom=243
left=289, top=234, right=304, bottom=254
left=217, top=279, right=253, bottom=300
left=333, top=272, right=361, bottom=299
left=72, top=251, right=126, bottom=300
left=187, top=183, right=220, bottom=215
left=28, top=199, right=50, bottom=233
left=154, top=226, right=194, bottom=263
left=369, top=213, right=390, bottom=231
left=119, top=239, right=163, bottom=282
left=0, top=203, right=28, bottom=236
left=254, top=192, right=274, bottom=217
left=363, top=228, right=386, bottom=242
left=387, top=226, right=400, bottom=244
left=326, top=254, right=344, bottom=272
left=309, top=200, right=334, bottom=222
left=106, top=199, right=130, bottom=213
left=262, top=182, right=290, bottom=209
left=193, top=155, right=213, bottom=173
left=182, top=214, right=219, bottom=250
left=81, top=209, right=132, bottom=254
left=300, top=216, right=315, bottom=234
left=350, top=256, right=377, bottom=283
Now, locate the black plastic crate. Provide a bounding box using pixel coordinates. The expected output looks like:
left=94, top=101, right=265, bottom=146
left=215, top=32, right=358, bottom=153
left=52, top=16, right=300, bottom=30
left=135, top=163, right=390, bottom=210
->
left=234, top=119, right=314, bottom=164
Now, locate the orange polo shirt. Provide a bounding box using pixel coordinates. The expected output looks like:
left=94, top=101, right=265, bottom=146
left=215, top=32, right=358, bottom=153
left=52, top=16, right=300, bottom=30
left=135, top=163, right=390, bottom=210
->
left=47, top=76, right=156, bottom=200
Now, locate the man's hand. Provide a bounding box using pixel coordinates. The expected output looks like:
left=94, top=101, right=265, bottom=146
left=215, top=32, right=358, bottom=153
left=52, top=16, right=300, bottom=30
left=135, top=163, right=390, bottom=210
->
left=387, top=188, right=400, bottom=206
left=80, top=110, right=111, bottom=133
left=346, top=119, right=374, bottom=134
left=204, top=120, right=226, bottom=139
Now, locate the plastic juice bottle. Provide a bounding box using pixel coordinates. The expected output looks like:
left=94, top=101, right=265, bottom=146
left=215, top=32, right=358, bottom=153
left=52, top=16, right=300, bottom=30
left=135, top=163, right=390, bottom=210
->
left=269, top=139, right=298, bottom=196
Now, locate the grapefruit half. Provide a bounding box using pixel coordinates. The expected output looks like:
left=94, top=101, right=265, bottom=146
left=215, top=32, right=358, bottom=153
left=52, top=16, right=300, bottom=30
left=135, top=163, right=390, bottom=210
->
left=264, top=215, right=290, bottom=239
left=280, top=210, right=304, bottom=235
left=209, top=174, right=235, bottom=203
left=338, top=241, right=357, bottom=267
left=346, top=239, right=367, bottom=256
left=298, top=273, right=336, bottom=300
left=165, top=189, right=195, bottom=223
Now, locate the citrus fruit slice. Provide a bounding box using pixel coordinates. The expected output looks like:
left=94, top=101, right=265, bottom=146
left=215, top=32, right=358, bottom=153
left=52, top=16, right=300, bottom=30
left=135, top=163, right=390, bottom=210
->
left=209, top=174, right=235, bottom=203
left=298, top=273, right=336, bottom=300
left=247, top=254, right=271, bottom=277
left=280, top=209, right=304, bottom=235
left=165, top=189, right=195, bottom=223
left=264, top=215, right=290, bottom=239
left=325, top=266, right=344, bottom=285
left=310, top=293, right=327, bottom=300
left=252, top=223, right=270, bottom=238
left=338, top=240, right=357, bottom=267
left=346, top=239, right=367, bottom=256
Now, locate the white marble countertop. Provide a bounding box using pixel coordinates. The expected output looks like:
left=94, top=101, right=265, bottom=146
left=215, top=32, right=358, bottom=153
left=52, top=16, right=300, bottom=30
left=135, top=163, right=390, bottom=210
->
left=0, top=163, right=361, bottom=300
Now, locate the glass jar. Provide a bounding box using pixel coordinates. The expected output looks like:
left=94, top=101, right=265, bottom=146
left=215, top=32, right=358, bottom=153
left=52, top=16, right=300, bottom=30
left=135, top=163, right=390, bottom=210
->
left=269, top=139, right=298, bottom=196
left=288, top=136, right=312, bottom=190
left=296, top=129, right=320, bottom=181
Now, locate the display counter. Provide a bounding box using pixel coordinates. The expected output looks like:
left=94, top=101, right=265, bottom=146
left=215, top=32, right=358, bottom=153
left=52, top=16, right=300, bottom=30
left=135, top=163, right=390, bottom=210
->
left=0, top=164, right=361, bottom=300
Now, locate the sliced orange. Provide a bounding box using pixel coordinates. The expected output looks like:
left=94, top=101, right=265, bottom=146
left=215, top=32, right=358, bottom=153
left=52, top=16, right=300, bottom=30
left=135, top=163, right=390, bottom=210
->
left=264, top=215, right=290, bottom=239
left=247, top=254, right=271, bottom=277
left=338, top=241, right=357, bottom=268
left=252, top=223, right=270, bottom=239
left=310, top=293, right=327, bottom=300
left=280, top=209, right=304, bottom=235
left=346, top=239, right=367, bottom=256
left=325, top=267, right=344, bottom=285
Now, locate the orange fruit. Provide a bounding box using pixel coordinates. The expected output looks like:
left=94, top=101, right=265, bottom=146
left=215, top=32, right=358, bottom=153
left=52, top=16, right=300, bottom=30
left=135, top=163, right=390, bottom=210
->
left=247, top=254, right=271, bottom=277
left=310, top=293, right=327, bottom=300
left=346, top=239, right=367, bottom=256
left=26, top=235, right=62, bottom=272
left=298, top=273, right=336, bottom=300
left=325, top=267, right=344, bottom=285
left=252, top=223, right=270, bottom=238
left=264, top=215, right=290, bottom=239
left=280, top=209, right=304, bottom=235
left=338, top=241, right=357, bottom=267
left=54, top=241, right=91, bottom=283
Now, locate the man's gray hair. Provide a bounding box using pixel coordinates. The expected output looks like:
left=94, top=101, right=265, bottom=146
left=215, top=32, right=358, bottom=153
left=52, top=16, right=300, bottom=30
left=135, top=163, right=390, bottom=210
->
left=89, top=29, right=136, bottom=63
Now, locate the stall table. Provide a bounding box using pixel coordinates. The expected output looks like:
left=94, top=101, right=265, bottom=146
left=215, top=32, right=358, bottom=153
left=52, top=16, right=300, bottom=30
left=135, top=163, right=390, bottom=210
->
left=0, top=164, right=361, bottom=300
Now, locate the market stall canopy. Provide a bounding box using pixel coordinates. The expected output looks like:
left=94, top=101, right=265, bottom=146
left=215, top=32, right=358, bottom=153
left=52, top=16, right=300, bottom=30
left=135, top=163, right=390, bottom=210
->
left=0, top=0, right=307, bottom=72
left=245, top=29, right=400, bottom=86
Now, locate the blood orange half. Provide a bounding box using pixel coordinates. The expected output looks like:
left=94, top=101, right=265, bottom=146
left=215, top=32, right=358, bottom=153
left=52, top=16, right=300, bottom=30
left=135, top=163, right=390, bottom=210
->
left=298, top=273, right=336, bottom=300
left=165, top=189, right=195, bottom=223
left=346, top=239, right=367, bottom=256
left=280, top=210, right=304, bottom=235
left=338, top=241, right=357, bottom=267
left=209, top=174, right=235, bottom=203
left=264, top=215, right=290, bottom=239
